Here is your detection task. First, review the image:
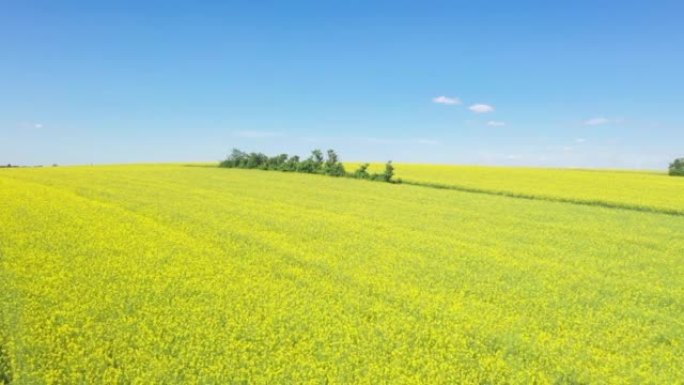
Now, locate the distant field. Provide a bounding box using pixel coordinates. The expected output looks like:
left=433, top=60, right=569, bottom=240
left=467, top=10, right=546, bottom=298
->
left=349, top=163, right=684, bottom=214
left=1, top=164, right=683, bottom=384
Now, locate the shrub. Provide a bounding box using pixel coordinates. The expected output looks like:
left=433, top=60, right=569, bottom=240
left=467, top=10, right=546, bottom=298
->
left=354, top=163, right=370, bottom=179
left=383, top=161, right=395, bottom=182
left=284, top=155, right=300, bottom=172
left=323, top=149, right=346, bottom=176
left=326, top=163, right=346, bottom=177
left=325, top=149, right=339, bottom=168
left=298, top=158, right=317, bottom=173
left=670, top=158, right=684, bottom=176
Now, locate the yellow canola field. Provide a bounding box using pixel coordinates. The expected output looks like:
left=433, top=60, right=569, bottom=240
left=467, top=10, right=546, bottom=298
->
left=1, top=164, right=683, bottom=384
left=348, top=163, right=684, bottom=214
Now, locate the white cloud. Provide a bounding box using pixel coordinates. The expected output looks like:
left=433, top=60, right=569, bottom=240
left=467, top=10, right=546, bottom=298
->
left=432, top=96, right=461, bottom=105
left=19, top=122, right=44, bottom=130
left=487, top=121, right=505, bottom=127
left=575, top=138, right=587, bottom=143
left=469, top=104, right=495, bottom=113
left=232, top=130, right=283, bottom=139
left=584, top=117, right=610, bottom=126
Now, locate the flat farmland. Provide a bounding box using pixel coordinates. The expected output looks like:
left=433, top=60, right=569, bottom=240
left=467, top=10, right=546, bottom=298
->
left=350, top=163, right=684, bottom=215
left=1, top=164, right=682, bottom=384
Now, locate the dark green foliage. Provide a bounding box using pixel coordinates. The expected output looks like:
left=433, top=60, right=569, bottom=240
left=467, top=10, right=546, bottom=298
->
left=323, top=149, right=346, bottom=176
left=669, top=158, right=684, bottom=176
left=325, top=150, right=338, bottom=168
left=219, top=149, right=395, bottom=183
left=284, top=155, right=300, bottom=171
left=383, top=161, right=395, bottom=182
left=354, top=163, right=370, bottom=179
left=219, top=148, right=247, bottom=168
left=326, top=163, right=346, bottom=177
left=356, top=161, right=400, bottom=183
left=267, top=154, right=289, bottom=170
left=311, top=149, right=324, bottom=171
left=255, top=153, right=269, bottom=169
left=297, top=158, right=317, bottom=173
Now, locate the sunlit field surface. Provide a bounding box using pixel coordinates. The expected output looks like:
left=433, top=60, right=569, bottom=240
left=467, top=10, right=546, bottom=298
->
left=351, top=163, right=684, bottom=214
left=1, top=164, right=683, bottom=384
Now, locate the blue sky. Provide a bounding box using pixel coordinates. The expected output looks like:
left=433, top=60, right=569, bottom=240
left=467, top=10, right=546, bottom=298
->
left=2, top=1, right=683, bottom=168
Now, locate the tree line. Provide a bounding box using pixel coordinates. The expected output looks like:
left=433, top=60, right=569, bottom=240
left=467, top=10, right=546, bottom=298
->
left=219, top=149, right=398, bottom=183
left=0, top=164, right=49, bottom=168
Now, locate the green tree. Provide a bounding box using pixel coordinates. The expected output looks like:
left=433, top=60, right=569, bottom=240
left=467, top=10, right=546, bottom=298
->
left=327, top=163, right=346, bottom=177
left=298, top=158, right=316, bottom=173
left=325, top=149, right=338, bottom=167
left=220, top=148, right=247, bottom=168
left=383, top=161, right=394, bottom=182
left=670, top=158, right=684, bottom=176
left=311, top=149, right=324, bottom=172
left=324, top=149, right=346, bottom=176
left=284, top=155, right=300, bottom=171
left=246, top=152, right=267, bottom=169
left=354, top=163, right=370, bottom=179
left=266, top=154, right=288, bottom=170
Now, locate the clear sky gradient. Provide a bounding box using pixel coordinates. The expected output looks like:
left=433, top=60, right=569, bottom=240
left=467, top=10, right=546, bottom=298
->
left=2, top=1, right=683, bottom=168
